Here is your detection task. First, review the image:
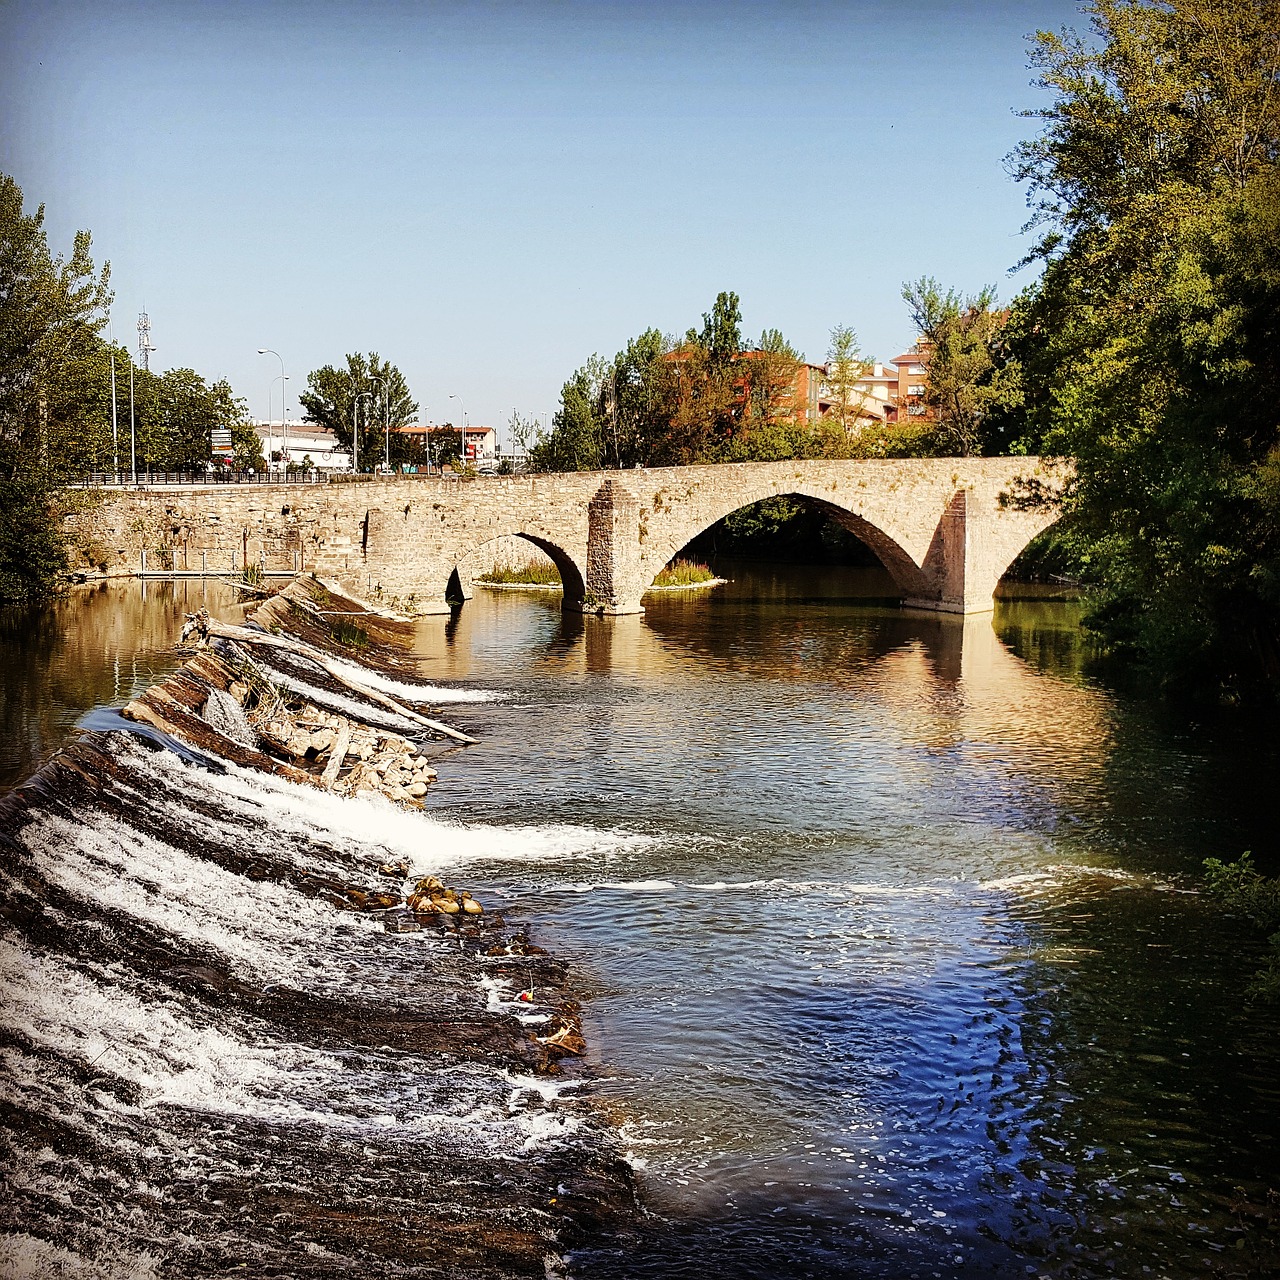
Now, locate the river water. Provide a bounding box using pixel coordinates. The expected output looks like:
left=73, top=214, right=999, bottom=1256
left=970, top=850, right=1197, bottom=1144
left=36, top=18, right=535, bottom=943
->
left=2, top=567, right=1278, bottom=1278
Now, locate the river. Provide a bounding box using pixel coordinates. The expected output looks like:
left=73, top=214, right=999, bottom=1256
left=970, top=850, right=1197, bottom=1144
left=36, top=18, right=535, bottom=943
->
left=2, top=565, right=1278, bottom=1278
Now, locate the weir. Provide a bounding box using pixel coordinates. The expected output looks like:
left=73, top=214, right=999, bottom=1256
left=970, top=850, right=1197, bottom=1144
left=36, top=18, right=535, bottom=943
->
left=66, top=456, right=1069, bottom=616
left=0, top=576, right=636, bottom=1276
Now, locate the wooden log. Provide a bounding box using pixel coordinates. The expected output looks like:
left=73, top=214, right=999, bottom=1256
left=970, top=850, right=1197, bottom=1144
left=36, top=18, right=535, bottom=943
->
left=192, top=616, right=477, bottom=745
left=321, top=723, right=353, bottom=784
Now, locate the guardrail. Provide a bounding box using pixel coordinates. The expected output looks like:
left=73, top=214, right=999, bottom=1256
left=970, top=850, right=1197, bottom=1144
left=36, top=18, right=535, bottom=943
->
left=72, top=470, right=330, bottom=487
left=72, top=466, right=519, bottom=488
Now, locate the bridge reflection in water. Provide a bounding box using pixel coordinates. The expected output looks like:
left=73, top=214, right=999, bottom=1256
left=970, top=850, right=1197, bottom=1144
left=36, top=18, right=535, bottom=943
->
left=416, top=562, right=1113, bottom=831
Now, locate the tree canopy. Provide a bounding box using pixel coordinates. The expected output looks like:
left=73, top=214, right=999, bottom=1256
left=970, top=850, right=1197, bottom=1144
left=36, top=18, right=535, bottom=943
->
left=528, top=292, right=850, bottom=472
left=299, top=352, right=417, bottom=470
left=998, top=0, right=1280, bottom=701
left=0, top=172, right=112, bottom=472
left=900, top=278, right=1007, bottom=456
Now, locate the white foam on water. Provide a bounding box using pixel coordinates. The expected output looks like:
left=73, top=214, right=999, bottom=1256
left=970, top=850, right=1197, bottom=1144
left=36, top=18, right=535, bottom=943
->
left=982, top=865, right=1158, bottom=894
left=259, top=666, right=426, bottom=732
left=552, top=877, right=955, bottom=898
left=1, top=938, right=579, bottom=1152
left=560, top=879, right=678, bottom=894
left=0, top=937, right=339, bottom=1121
left=17, top=809, right=355, bottom=986
left=502, top=1072, right=584, bottom=1103
left=324, top=656, right=503, bottom=705
left=123, top=743, right=655, bottom=880
left=0, top=1233, right=161, bottom=1280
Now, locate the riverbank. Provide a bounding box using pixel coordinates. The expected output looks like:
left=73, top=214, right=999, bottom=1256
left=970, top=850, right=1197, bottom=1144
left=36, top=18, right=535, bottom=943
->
left=0, top=575, right=636, bottom=1278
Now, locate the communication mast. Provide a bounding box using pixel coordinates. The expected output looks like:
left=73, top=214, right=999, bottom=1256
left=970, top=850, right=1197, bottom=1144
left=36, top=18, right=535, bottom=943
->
left=137, top=311, right=156, bottom=371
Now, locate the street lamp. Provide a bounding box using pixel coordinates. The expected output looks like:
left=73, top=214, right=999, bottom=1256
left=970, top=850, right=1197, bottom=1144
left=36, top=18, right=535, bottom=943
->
left=129, top=355, right=137, bottom=484
left=449, top=394, right=467, bottom=467
left=257, top=349, right=287, bottom=473
left=354, top=391, right=373, bottom=474
left=370, top=377, right=388, bottom=472
left=265, top=374, right=287, bottom=463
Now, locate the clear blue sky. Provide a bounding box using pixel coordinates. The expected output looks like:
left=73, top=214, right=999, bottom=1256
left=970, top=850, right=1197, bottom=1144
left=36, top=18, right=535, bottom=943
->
left=1, top=0, right=1081, bottom=435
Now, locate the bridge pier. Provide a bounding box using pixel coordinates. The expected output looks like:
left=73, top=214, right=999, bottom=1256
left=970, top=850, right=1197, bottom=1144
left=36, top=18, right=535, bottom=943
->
left=577, top=479, right=644, bottom=614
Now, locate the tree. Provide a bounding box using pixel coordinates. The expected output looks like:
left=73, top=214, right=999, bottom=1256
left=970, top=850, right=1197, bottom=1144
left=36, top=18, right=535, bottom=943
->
left=900, top=277, right=1005, bottom=455
left=299, top=353, right=417, bottom=469
left=1000, top=0, right=1280, bottom=701
left=0, top=172, right=112, bottom=468
left=529, top=293, right=835, bottom=471
left=528, top=357, right=610, bottom=472
left=0, top=173, right=111, bottom=600
left=823, top=325, right=872, bottom=439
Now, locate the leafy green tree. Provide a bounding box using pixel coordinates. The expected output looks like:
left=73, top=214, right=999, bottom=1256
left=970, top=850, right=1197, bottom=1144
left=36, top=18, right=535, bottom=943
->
left=299, top=352, right=417, bottom=469
left=432, top=425, right=465, bottom=469
left=528, top=357, right=610, bottom=472
left=231, top=412, right=266, bottom=471
left=823, top=325, right=872, bottom=440
left=1000, top=0, right=1280, bottom=701
left=900, top=277, right=1005, bottom=455
left=0, top=172, right=111, bottom=599
left=0, top=172, right=112, bottom=466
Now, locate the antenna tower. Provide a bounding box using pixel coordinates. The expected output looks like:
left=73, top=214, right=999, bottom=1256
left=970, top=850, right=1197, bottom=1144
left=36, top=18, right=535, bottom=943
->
left=137, top=311, right=156, bottom=371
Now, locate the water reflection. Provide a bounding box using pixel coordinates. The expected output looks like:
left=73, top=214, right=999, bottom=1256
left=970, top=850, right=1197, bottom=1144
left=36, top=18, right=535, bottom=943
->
left=5, top=569, right=1278, bottom=1277
left=407, top=565, right=1279, bottom=1277
left=0, top=579, right=248, bottom=789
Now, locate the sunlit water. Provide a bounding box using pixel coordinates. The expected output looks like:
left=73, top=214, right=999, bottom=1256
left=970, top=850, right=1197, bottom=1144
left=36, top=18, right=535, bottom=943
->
left=2, top=568, right=1278, bottom=1278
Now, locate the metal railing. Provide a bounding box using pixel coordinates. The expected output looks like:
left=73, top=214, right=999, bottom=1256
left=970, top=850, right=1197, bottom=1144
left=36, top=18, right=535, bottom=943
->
left=73, top=470, right=328, bottom=488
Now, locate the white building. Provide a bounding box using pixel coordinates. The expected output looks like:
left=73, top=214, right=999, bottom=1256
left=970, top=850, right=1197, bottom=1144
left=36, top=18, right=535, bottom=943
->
left=254, top=421, right=351, bottom=471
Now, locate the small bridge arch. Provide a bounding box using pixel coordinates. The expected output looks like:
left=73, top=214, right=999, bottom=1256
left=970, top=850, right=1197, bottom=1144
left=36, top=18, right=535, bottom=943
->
left=449, top=531, right=587, bottom=606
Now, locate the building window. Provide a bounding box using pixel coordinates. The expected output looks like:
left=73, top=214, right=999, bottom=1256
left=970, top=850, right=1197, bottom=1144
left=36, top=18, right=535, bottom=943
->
left=908, top=384, right=925, bottom=396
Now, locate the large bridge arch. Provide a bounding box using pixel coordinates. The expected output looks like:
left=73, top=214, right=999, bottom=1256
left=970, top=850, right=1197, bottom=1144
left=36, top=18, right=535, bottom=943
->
left=637, top=489, right=933, bottom=602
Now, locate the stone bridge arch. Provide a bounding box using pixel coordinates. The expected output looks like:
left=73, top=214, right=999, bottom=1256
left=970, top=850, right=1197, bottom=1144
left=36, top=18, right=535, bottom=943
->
left=586, top=458, right=1069, bottom=615
left=635, top=483, right=938, bottom=604
left=449, top=531, right=586, bottom=606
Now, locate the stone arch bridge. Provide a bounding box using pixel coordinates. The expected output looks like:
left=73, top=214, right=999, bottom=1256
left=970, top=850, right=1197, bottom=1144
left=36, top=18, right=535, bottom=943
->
left=76, top=457, right=1068, bottom=615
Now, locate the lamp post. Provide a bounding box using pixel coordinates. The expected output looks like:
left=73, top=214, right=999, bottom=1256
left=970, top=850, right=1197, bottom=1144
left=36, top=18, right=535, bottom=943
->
left=129, top=356, right=137, bottom=485
left=449, top=394, right=467, bottom=467
left=109, top=347, right=119, bottom=475
left=354, top=391, right=372, bottom=474
left=370, top=377, right=387, bottom=472
left=265, top=374, right=287, bottom=463
left=257, top=349, right=287, bottom=474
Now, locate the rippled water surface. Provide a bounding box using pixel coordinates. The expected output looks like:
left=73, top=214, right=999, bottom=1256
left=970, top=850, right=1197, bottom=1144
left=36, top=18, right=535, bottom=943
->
left=3, top=566, right=1279, bottom=1278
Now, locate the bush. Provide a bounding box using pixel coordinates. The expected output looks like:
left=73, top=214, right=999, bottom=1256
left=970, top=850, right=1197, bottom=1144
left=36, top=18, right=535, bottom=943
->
left=1203, top=852, right=1280, bottom=1001
left=0, top=469, right=69, bottom=602
left=476, top=559, right=561, bottom=586
left=652, top=558, right=717, bottom=586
